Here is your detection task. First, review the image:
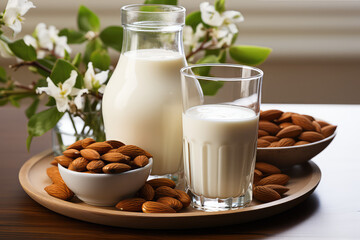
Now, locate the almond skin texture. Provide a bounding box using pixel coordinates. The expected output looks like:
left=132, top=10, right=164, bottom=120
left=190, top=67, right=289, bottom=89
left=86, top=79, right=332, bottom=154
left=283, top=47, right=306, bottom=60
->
left=294, top=141, right=310, bottom=146
left=259, top=121, right=280, bottom=135
left=80, top=149, right=100, bottom=160
left=175, top=190, right=191, bottom=208
left=66, top=139, right=83, bottom=150
left=254, top=186, right=281, bottom=203
left=298, top=131, right=325, bottom=142
left=86, top=160, right=105, bottom=173
left=312, top=121, right=322, bottom=133
left=101, top=152, right=130, bottom=163
left=44, top=183, right=74, bottom=201
left=50, top=159, right=58, bottom=166
left=321, top=125, right=337, bottom=138
left=86, top=142, right=112, bottom=154
left=46, top=166, right=64, bottom=184
left=142, top=201, right=176, bottom=213
left=68, top=157, right=88, bottom=172
left=260, top=109, right=283, bottom=121
left=105, top=140, right=125, bottom=149
left=279, top=122, right=294, bottom=129
left=257, top=139, right=271, bottom=148
left=291, top=114, right=316, bottom=131
left=62, top=149, right=80, bottom=158
left=81, top=138, right=96, bottom=148
left=133, top=155, right=149, bottom=167
left=268, top=141, right=280, bottom=148
left=258, top=129, right=269, bottom=138
left=315, top=120, right=329, bottom=127
left=147, top=178, right=176, bottom=189
left=155, top=186, right=179, bottom=198
left=102, top=163, right=131, bottom=174
left=276, top=125, right=303, bottom=138
left=54, top=155, right=73, bottom=168
left=255, top=162, right=281, bottom=175
left=276, top=112, right=293, bottom=123
left=259, top=136, right=280, bottom=143
left=117, top=145, right=152, bottom=158
left=264, top=184, right=289, bottom=195
left=253, top=169, right=263, bottom=185
left=278, top=138, right=296, bottom=147
left=157, top=197, right=183, bottom=212
left=302, top=114, right=315, bottom=122
left=137, top=183, right=155, bottom=201
left=257, top=174, right=290, bottom=186
left=115, top=198, right=146, bottom=212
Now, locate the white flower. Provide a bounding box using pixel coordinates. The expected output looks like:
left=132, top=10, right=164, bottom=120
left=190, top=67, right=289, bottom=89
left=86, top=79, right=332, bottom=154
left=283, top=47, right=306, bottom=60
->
left=36, top=70, right=88, bottom=112
left=200, top=2, right=244, bottom=28
left=183, top=26, right=194, bottom=49
left=3, top=0, right=35, bottom=35
left=84, top=62, right=109, bottom=93
left=23, top=34, right=46, bottom=58
left=54, top=36, right=71, bottom=58
left=0, top=39, right=13, bottom=58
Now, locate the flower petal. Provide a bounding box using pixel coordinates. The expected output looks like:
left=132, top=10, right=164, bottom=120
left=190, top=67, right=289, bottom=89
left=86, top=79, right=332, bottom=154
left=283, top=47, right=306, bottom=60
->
left=200, top=2, right=224, bottom=27
left=62, top=70, right=78, bottom=95
left=84, top=62, right=95, bottom=90
left=55, top=97, right=69, bottom=112
left=73, top=89, right=89, bottom=110
left=98, top=85, right=106, bottom=94
left=19, top=0, right=36, bottom=16
left=95, top=70, right=109, bottom=85
left=24, top=35, right=37, bottom=48
left=222, top=10, right=244, bottom=23
left=46, top=77, right=61, bottom=98
left=0, top=39, right=13, bottom=58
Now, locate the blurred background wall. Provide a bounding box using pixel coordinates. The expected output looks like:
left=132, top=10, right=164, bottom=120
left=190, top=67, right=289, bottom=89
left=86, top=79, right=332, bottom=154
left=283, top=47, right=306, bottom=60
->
left=1, top=0, right=359, bottom=103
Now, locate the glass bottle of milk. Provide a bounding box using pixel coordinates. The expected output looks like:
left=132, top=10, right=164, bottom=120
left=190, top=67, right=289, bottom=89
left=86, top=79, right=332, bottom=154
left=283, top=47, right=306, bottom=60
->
left=102, top=5, right=186, bottom=180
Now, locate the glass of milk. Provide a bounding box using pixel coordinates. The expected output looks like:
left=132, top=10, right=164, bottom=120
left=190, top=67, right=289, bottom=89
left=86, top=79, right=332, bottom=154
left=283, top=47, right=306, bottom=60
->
left=180, top=64, right=263, bottom=211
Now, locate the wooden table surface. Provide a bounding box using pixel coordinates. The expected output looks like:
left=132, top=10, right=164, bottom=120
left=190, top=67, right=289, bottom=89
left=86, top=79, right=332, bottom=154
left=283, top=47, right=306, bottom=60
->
left=0, top=104, right=359, bottom=239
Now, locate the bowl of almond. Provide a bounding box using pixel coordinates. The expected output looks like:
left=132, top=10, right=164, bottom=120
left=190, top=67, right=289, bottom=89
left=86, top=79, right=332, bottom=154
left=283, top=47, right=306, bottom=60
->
left=256, top=109, right=337, bottom=168
left=56, top=139, right=153, bottom=206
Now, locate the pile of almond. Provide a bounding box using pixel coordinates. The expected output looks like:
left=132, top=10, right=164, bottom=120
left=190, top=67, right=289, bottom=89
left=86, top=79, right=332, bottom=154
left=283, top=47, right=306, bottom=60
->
left=258, top=109, right=337, bottom=148
left=116, top=178, right=191, bottom=213
left=45, top=166, right=74, bottom=200
left=253, top=162, right=290, bottom=203
left=53, top=138, right=152, bottom=174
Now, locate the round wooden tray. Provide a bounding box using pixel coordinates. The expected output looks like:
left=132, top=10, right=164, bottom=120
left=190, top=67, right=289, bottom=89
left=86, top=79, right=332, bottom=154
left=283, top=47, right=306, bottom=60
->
left=19, top=149, right=321, bottom=229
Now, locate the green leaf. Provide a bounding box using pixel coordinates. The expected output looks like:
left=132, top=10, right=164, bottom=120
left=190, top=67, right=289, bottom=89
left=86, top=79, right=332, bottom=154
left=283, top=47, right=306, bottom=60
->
left=99, top=26, right=123, bottom=52
left=50, top=59, right=83, bottom=88
left=34, top=59, right=54, bottom=77
left=90, top=49, right=110, bottom=71
left=25, top=97, right=40, bottom=119
left=195, top=55, right=219, bottom=76
left=0, top=98, right=8, bottom=106
left=144, top=0, right=177, bottom=4
left=83, top=38, right=103, bottom=64
left=35, top=78, right=47, bottom=88
left=215, top=0, right=226, bottom=13
left=9, top=93, right=32, bottom=108
left=59, top=28, right=86, bottom=44
left=0, top=66, right=6, bottom=83
left=27, top=107, right=64, bottom=150
left=229, top=45, right=272, bottom=66
left=46, top=97, right=56, bottom=106
left=185, top=11, right=202, bottom=31
left=72, top=53, right=82, bottom=68
left=199, top=79, right=224, bottom=96
left=8, top=39, right=36, bottom=61
left=77, top=5, right=100, bottom=32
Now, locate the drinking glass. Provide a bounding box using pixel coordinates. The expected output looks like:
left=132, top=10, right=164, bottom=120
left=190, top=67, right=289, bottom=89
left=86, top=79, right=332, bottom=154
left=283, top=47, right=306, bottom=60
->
left=180, top=64, right=263, bottom=210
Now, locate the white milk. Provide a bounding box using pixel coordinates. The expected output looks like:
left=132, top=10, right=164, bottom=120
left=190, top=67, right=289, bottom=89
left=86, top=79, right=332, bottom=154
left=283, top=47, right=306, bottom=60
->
left=183, top=104, right=258, bottom=199
left=102, top=49, right=185, bottom=175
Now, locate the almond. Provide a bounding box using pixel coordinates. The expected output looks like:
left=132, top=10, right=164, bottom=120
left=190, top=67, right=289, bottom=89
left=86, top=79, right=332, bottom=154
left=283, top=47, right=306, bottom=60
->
left=81, top=137, right=96, bottom=148
left=255, top=162, right=281, bottom=175
left=54, top=155, right=73, bottom=168
left=68, top=157, right=88, bottom=172
left=291, top=114, right=315, bottom=131
left=258, top=129, right=269, bottom=138
left=321, top=125, right=337, bottom=138
left=115, top=198, right=146, bottom=212
left=294, top=141, right=310, bottom=146
left=253, top=169, right=263, bottom=185
left=279, top=122, right=294, bottom=129
left=86, top=142, right=112, bottom=154
left=46, top=166, right=64, bottom=184
left=278, top=138, right=296, bottom=147
left=147, top=178, right=176, bottom=189
left=257, top=139, right=270, bottom=148
left=50, top=159, right=58, bottom=166
left=315, top=120, right=329, bottom=127
left=105, top=140, right=125, bottom=149
left=298, top=131, right=325, bottom=142
left=157, top=197, right=183, bottom=212
left=66, top=139, right=83, bottom=150
left=101, top=152, right=130, bottom=163
left=175, top=190, right=191, bottom=208
left=312, top=121, right=322, bottom=133
left=260, top=109, right=283, bottom=121
left=257, top=174, right=290, bottom=186
left=259, top=136, right=279, bottom=143
left=268, top=141, right=280, bottom=148
left=44, top=183, right=74, bottom=201
left=259, top=121, right=280, bottom=135
left=86, top=160, right=105, bottom=173
left=102, top=163, right=131, bottom=174
left=137, top=183, right=155, bottom=201
left=253, top=186, right=281, bottom=203
left=276, top=125, right=302, bottom=138
left=134, top=155, right=149, bottom=167
left=62, top=149, right=80, bottom=158
left=80, top=148, right=100, bottom=160
left=302, top=114, right=315, bottom=121
left=264, top=184, right=289, bottom=195
left=276, top=112, right=293, bottom=123
left=155, top=186, right=179, bottom=198
left=142, top=201, right=176, bottom=213
left=117, top=145, right=152, bottom=158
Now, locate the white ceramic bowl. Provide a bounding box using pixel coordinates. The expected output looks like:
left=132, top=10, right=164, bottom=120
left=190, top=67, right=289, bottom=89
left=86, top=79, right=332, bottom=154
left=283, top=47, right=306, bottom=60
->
left=257, top=132, right=336, bottom=168
left=58, top=158, right=152, bottom=206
